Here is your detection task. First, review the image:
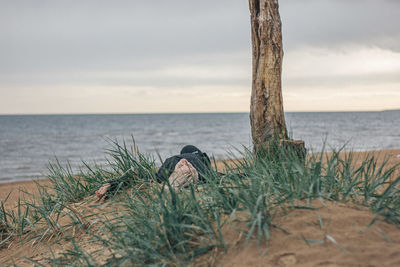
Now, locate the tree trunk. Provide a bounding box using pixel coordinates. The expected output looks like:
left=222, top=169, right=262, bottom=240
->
left=249, top=0, right=288, bottom=152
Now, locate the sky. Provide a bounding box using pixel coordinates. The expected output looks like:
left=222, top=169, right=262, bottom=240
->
left=0, top=0, right=399, bottom=114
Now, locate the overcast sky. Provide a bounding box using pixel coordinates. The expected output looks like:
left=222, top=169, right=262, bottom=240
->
left=0, top=0, right=399, bottom=114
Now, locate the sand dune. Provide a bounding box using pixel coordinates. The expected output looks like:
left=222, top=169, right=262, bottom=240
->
left=0, top=149, right=399, bottom=266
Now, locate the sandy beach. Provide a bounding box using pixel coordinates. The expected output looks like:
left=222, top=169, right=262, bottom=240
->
left=0, top=149, right=399, bottom=266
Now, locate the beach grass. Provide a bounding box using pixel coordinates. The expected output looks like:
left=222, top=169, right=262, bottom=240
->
left=1, top=139, right=399, bottom=266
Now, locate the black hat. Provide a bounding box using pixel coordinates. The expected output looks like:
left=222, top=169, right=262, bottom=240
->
left=180, top=145, right=202, bottom=155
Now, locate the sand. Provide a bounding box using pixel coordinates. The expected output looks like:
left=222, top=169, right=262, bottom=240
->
left=0, top=179, right=50, bottom=210
left=213, top=200, right=400, bottom=267
left=0, top=149, right=399, bottom=266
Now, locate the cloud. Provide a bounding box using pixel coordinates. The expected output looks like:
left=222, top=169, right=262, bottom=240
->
left=280, top=0, right=400, bottom=51
left=0, top=0, right=250, bottom=74
left=283, top=46, right=400, bottom=86
left=282, top=46, right=400, bottom=111
left=0, top=0, right=399, bottom=113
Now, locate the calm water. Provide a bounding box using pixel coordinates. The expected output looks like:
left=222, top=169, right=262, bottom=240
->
left=0, top=111, right=399, bottom=182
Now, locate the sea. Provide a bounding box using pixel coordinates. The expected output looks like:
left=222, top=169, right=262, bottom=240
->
left=0, top=111, right=399, bottom=183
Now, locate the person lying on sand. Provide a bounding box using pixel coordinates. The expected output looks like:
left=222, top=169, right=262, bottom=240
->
left=95, top=145, right=212, bottom=199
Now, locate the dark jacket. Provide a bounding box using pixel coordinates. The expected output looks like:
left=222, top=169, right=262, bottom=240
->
left=155, top=145, right=211, bottom=182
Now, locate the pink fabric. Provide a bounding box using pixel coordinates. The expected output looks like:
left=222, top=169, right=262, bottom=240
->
left=168, top=158, right=199, bottom=190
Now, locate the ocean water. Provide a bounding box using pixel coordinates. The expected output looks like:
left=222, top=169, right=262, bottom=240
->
left=0, top=111, right=399, bottom=182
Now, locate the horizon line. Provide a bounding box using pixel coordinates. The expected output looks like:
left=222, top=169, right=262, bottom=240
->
left=1, top=109, right=399, bottom=116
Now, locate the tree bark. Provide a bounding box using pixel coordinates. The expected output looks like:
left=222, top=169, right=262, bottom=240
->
left=249, top=0, right=288, bottom=152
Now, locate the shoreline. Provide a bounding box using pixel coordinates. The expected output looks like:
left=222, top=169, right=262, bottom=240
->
left=1, top=147, right=399, bottom=185
left=2, top=147, right=399, bottom=185
left=0, top=176, right=48, bottom=185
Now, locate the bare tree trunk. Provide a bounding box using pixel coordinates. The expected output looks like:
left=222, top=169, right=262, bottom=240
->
left=249, top=0, right=288, bottom=152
